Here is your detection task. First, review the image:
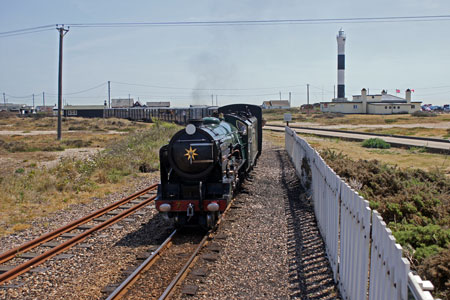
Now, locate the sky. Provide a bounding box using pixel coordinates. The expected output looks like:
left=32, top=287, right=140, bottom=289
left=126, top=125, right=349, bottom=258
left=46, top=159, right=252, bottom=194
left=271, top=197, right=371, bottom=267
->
left=1, top=0, right=450, bottom=107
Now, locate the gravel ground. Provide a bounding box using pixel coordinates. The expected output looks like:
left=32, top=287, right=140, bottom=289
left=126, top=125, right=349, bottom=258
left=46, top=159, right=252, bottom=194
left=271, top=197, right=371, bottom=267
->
left=176, top=141, right=339, bottom=299
left=1, top=140, right=339, bottom=299
left=0, top=172, right=175, bottom=300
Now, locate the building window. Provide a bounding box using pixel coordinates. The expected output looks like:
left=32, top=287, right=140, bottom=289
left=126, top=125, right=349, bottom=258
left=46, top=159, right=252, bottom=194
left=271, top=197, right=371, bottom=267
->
left=411, top=105, right=415, bottom=109
left=353, top=105, right=358, bottom=109
left=67, top=110, right=77, bottom=116
left=385, top=106, right=387, bottom=109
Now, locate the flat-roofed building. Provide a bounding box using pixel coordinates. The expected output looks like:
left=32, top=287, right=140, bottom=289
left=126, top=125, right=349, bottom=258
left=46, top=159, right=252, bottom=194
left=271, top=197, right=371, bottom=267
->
left=321, top=89, right=421, bottom=115
left=0, top=103, right=26, bottom=112
left=261, top=100, right=290, bottom=109
left=63, top=105, right=105, bottom=118
left=112, top=98, right=134, bottom=108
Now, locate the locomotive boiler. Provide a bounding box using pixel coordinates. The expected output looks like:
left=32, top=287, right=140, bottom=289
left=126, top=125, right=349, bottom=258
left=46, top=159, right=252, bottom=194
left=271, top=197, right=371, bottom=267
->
left=155, top=104, right=262, bottom=228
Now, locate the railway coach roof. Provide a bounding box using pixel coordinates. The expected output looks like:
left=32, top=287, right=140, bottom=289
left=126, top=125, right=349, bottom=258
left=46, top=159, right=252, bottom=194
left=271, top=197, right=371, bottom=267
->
left=63, top=105, right=105, bottom=110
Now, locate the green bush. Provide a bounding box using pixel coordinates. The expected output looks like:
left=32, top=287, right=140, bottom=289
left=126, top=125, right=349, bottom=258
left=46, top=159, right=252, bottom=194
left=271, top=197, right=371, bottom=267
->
left=411, top=111, right=437, bottom=117
left=361, top=138, right=391, bottom=149
left=321, top=149, right=450, bottom=298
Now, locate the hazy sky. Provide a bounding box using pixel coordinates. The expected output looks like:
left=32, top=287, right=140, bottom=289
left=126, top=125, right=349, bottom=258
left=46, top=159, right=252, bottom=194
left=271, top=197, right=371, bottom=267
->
left=1, top=0, right=450, bottom=107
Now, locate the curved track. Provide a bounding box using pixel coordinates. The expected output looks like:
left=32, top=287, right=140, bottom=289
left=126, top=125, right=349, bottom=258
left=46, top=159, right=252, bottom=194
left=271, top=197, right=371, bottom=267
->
left=0, top=184, right=158, bottom=285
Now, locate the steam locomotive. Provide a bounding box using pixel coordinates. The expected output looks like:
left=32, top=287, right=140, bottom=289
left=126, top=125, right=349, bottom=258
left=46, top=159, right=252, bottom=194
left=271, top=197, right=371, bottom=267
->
left=155, top=104, right=263, bottom=228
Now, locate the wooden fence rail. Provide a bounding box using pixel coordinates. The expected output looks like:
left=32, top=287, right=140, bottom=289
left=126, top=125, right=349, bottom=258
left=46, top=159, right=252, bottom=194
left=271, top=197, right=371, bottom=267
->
left=285, top=126, right=436, bottom=300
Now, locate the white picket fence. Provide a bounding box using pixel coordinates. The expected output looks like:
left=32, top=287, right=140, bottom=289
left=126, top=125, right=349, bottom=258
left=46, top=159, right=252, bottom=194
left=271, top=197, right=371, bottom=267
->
left=285, top=127, right=436, bottom=300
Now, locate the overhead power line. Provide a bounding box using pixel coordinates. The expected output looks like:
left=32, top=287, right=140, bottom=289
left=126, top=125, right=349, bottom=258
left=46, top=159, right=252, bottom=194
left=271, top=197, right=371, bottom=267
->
left=65, top=15, right=450, bottom=28
left=0, top=24, right=55, bottom=35
left=2, top=15, right=450, bottom=38
left=47, top=82, right=107, bottom=96
left=111, top=81, right=304, bottom=91
left=0, top=28, right=54, bottom=38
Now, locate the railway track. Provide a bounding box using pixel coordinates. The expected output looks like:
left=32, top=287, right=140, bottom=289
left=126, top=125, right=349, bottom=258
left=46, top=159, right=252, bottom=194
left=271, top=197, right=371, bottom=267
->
left=105, top=198, right=235, bottom=300
left=0, top=184, right=158, bottom=285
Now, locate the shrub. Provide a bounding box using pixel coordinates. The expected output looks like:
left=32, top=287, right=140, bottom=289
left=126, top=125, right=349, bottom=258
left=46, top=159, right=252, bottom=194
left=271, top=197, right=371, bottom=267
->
left=320, top=149, right=450, bottom=297
left=411, top=111, right=437, bottom=117
left=361, top=138, right=391, bottom=149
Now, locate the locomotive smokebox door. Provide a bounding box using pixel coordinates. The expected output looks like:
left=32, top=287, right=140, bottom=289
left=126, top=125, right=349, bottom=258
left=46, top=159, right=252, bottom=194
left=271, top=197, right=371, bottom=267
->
left=170, top=140, right=216, bottom=179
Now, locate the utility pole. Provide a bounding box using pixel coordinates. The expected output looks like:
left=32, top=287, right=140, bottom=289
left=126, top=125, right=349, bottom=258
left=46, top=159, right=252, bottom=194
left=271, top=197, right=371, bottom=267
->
left=57, top=25, right=69, bottom=141
left=32, top=94, right=35, bottom=108
left=289, top=92, right=291, bottom=107
left=215, top=95, right=218, bottom=106
left=279, top=91, right=281, bottom=100
left=3, top=93, right=6, bottom=106
left=307, top=84, right=310, bottom=105
left=211, top=94, right=214, bottom=106
left=108, top=81, right=111, bottom=108
left=128, top=94, right=131, bottom=107
left=43, top=92, right=45, bottom=107
left=307, top=84, right=310, bottom=115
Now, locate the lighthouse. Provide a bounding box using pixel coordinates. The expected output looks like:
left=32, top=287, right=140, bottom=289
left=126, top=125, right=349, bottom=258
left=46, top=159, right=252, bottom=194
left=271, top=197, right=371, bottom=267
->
left=336, top=28, right=347, bottom=101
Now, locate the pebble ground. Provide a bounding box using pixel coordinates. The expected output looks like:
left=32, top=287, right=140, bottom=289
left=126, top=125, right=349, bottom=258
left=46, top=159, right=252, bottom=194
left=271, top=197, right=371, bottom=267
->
left=176, top=141, right=339, bottom=299
left=0, top=140, right=339, bottom=299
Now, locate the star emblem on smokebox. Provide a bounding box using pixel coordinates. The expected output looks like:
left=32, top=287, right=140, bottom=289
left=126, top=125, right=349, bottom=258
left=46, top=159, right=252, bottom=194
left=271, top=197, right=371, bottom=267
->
left=184, top=146, right=198, bottom=163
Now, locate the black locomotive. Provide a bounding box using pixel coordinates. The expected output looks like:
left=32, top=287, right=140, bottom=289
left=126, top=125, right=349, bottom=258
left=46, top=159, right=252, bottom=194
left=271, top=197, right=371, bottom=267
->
left=155, top=104, right=262, bottom=228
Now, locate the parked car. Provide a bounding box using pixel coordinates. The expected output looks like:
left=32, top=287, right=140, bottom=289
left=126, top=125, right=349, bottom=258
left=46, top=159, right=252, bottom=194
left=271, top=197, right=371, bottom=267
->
left=443, top=104, right=450, bottom=112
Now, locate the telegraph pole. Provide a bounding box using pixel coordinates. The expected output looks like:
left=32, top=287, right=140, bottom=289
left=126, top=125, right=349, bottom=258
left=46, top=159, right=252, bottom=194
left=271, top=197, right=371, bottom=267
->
left=307, top=84, right=310, bottom=105
left=43, top=92, right=45, bottom=107
left=211, top=94, right=214, bottom=106
left=32, top=94, right=35, bottom=108
left=307, top=84, right=310, bottom=115
left=108, top=81, right=111, bottom=108
left=3, top=93, right=5, bottom=106
left=57, top=25, right=69, bottom=141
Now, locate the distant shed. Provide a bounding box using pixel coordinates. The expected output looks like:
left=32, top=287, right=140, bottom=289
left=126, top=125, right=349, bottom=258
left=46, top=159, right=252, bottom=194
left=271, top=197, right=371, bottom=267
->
left=112, top=98, right=134, bottom=108
left=63, top=105, right=105, bottom=118
left=261, top=100, right=290, bottom=109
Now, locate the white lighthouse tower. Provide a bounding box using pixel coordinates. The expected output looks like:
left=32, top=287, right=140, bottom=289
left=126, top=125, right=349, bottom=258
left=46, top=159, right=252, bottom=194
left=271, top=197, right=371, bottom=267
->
left=336, top=28, right=347, bottom=101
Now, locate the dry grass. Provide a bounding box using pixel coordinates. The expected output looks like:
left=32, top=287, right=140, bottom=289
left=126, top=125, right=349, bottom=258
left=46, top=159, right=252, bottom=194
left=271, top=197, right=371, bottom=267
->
left=264, top=131, right=450, bottom=175
left=0, top=116, right=150, bottom=132
left=263, top=109, right=450, bottom=126
left=0, top=121, right=180, bottom=236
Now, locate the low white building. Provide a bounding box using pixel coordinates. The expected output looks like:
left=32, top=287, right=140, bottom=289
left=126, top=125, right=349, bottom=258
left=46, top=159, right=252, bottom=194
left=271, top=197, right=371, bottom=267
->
left=320, top=89, right=421, bottom=114
left=112, top=98, right=134, bottom=108
left=261, top=100, right=290, bottom=109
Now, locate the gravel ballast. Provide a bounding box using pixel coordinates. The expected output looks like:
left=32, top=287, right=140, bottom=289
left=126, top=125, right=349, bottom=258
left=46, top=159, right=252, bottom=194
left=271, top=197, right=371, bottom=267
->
left=177, top=141, right=339, bottom=299
left=0, top=139, right=339, bottom=299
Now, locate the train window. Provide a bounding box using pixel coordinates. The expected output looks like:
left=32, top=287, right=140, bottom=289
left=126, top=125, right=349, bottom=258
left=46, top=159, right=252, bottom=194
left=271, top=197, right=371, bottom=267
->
left=236, top=120, right=247, bottom=135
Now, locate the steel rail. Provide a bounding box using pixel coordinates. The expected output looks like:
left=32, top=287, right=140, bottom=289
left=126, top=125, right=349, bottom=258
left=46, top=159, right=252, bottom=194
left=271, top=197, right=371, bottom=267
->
left=106, top=230, right=177, bottom=300
left=0, top=193, right=157, bottom=285
left=0, top=184, right=157, bottom=265
left=159, top=200, right=234, bottom=300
